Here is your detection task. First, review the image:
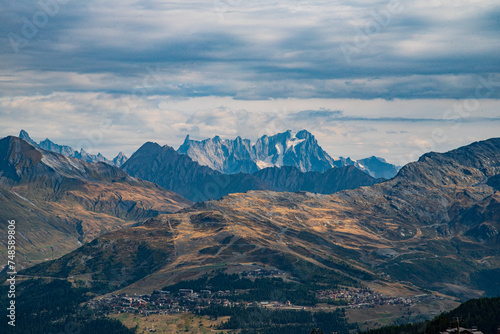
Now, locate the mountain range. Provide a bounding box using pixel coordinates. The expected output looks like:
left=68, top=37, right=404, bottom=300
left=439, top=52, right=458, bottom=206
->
left=0, top=131, right=386, bottom=269
left=19, top=129, right=399, bottom=181
left=121, top=142, right=382, bottom=202
left=25, top=137, right=500, bottom=298
left=178, top=130, right=400, bottom=178
left=19, top=130, right=128, bottom=167
left=0, top=136, right=191, bottom=269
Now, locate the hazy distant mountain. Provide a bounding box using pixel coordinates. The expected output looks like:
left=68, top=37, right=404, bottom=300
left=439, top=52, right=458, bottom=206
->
left=19, top=130, right=128, bottom=167
left=112, top=151, right=128, bottom=167
left=123, top=141, right=380, bottom=201
left=30, top=138, right=500, bottom=298
left=19, top=129, right=38, bottom=146
left=356, top=156, right=400, bottom=179
left=0, top=136, right=191, bottom=269
left=177, top=130, right=334, bottom=173
left=178, top=130, right=400, bottom=178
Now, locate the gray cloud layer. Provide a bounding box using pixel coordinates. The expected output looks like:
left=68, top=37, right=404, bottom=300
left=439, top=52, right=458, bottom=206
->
left=1, top=0, right=499, bottom=99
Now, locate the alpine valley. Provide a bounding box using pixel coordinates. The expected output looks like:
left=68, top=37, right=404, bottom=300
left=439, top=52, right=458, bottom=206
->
left=2, top=131, right=500, bottom=333
left=21, top=137, right=500, bottom=298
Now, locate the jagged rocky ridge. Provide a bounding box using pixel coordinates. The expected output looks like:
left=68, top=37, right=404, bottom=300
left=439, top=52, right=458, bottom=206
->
left=178, top=130, right=400, bottom=178
left=19, top=130, right=128, bottom=167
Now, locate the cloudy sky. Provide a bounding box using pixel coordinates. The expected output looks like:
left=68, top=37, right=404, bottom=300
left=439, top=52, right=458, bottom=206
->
left=1, top=0, right=499, bottom=165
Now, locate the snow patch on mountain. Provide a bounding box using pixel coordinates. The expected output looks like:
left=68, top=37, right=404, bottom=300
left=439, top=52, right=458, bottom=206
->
left=41, top=151, right=87, bottom=177
left=275, top=143, right=284, bottom=166
left=256, top=159, right=274, bottom=169
left=286, top=138, right=305, bottom=150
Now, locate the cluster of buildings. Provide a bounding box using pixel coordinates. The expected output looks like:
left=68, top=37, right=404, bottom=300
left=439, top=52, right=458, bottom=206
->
left=241, top=269, right=286, bottom=277
left=316, top=288, right=440, bottom=308
left=87, top=286, right=442, bottom=316
left=88, top=288, right=304, bottom=316
left=87, top=289, right=265, bottom=316
left=87, top=291, right=190, bottom=315
left=440, top=327, right=484, bottom=334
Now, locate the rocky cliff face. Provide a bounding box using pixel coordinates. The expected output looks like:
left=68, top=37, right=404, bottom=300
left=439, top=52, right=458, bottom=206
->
left=178, top=135, right=259, bottom=174
left=178, top=130, right=335, bottom=173
left=0, top=136, right=191, bottom=269
left=177, top=130, right=400, bottom=178
left=252, top=130, right=335, bottom=172
left=28, top=138, right=500, bottom=298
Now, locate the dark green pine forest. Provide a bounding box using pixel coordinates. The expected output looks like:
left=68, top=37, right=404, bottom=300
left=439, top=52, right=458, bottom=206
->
left=361, top=297, right=500, bottom=334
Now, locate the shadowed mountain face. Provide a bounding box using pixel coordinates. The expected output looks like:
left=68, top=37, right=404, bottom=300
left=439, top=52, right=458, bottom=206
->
left=0, top=136, right=191, bottom=269
left=122, top=142, right=381, bottom=202
left=178, top=130, right=400, bottom=178
left=27, top=138, right=500, bottom=298
left=252, top=165, right=382, bottom=193
left=121, top=142, right=271, bottom=202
